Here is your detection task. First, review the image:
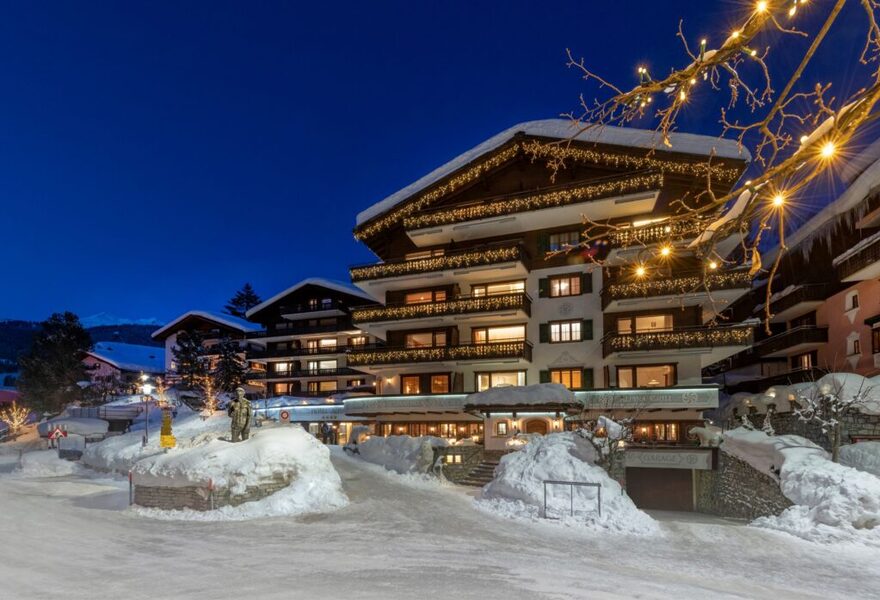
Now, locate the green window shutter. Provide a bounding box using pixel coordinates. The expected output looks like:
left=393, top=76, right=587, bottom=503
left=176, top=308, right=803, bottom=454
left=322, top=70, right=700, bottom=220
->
left=539, top=323, right=549, bottom=343
left=537, top=233, right=550, bottom=254
left=538, top=278, right=549, bottom=298
left=581, top=272, right=593, bottom=293
left=582, top=319, right=594, bottom=341
left=582, top=368, right=594, bottom=390
left=539, top=370, right=550, bottom=384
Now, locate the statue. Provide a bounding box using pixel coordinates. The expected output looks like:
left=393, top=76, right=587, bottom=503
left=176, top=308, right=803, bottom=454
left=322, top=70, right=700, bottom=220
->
left=228, top=387, right=251, bottom=442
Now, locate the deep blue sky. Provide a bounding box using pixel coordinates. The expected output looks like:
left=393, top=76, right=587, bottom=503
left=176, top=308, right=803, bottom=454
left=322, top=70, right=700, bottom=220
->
left=1, top=1, right=872, bottom=323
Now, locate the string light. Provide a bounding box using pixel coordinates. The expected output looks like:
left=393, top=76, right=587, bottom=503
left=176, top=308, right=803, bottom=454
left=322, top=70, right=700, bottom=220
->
left=820, top=141, right=837, bottom=159
left=635, top=265, right=647, bottom=278
left=608, top=217, right=706, bottom=247
left=659, top=245, right=672, bottom=257
left=772, top=193, right=785, bottom=207
left=603, top=271, right=752, bottom=303
left=351, top=293, right=529, bottom=323
left=708, top=261, right=719, bottom=270
left=347, top=341, right=531, bottom=366
left=756, top=1, right=768, bottom=13
left=350, top=245, right=523, bottom=281
left=604, top=326, right=753, bottom=356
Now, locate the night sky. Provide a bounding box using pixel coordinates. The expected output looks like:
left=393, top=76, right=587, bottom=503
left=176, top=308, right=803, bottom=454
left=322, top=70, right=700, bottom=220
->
left=2, top=1, right=874, bottom=323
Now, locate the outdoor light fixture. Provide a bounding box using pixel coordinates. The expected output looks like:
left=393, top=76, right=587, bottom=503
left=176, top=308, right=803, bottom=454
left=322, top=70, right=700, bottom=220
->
left=820, top=141, right=836, bottom=159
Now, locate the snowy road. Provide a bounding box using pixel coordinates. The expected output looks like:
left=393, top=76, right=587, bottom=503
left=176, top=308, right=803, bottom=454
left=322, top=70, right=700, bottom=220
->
left=1, top=448, right=879, bottom=599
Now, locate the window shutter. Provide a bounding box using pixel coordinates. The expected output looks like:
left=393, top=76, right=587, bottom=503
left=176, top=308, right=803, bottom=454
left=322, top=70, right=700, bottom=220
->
left=582, top=368, right=595, bottom=390
left=539, top=370, right=550, bottom=384
left=582, top=319, right=594, bottom=340
left=539, top=323, right=549, bottom=343
left=537, top=233, right=550, bottom=254
left=538, top=278, right=549, bottom=298
left=581, top=272, right=593, bottom=293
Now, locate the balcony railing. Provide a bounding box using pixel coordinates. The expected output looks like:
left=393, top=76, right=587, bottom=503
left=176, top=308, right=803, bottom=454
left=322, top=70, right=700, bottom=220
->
left=600, top=269, right=752, bottom=309
left=247, top=343, right=380, bottom=359
left=607, top=217, right=706, bottom=248
left=249, top=367, right=364, bottom=379
left=246, top=322, right=352, bottom=338
left=349, top=242, right=529, bottom=283
left=768, top=283, right=833, bottom=316
left=400, top=171, right=663, bottom=231
left=835, top=233, right=880, bottom=281
left=350, top=293, right=531, bottom=324
left=727, top=366, right=827, bottom=394
left=602, top=325, right=754, bottom=357
left=279, top=299, right=349, bottom=316
left=754, top=325, right=829, bottom=357
left=346, top=340, right=533, bottom=366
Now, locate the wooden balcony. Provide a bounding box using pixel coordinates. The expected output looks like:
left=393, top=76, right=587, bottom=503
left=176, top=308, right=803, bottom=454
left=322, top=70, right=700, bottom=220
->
left=835, top=233, right=880, bottom=282
left=766, top=283, right=833, bottom=323
left=346, top=340, right=533, bottom=366
left=754, top=325, right=828, bottom=358
left=350, top=293, right=531, bottom=324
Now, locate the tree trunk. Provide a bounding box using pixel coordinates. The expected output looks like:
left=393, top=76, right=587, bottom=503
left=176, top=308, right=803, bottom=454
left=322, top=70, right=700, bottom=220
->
left=831, top=421, right=841, bottom=463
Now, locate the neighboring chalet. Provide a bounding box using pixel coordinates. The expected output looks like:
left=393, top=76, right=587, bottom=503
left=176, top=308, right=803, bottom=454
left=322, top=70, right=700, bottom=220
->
left=243, top=278, right=381, bottom=398
left=83, top=342, right=165, bottom=390
left=709, top=141, right=880, bottom=393
left=151, top=310, right=261, bottom=383
left=338, top=119, right=755, bottom=509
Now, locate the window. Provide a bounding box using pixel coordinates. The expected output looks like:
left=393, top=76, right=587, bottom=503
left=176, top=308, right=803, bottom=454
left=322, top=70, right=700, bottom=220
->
left=431, top=375, right=450, bottom=394
left=472, top=325, right=526, bottom=344
left=550, top=368, right=582, bottom=389
left=307, top=381, right=337, bottom=392
left=405, top=330, right=446, bottom=348
left=347, top=379, right=365, bottom=387
left=472, top=281, right=525, bottom=297
left=549, top=230, right=581, bottom=252
left=404, top=290, right=446, bottom=304
left=405, top=248, right=445, bottom=261
left=401, top=375, right=421, bottom=395
left=306, top=359, right=336, bottom=372
left=348, top=335, right=367, bottom=346
left=617, top=364, right=676, bottom=388
left=274, top=362, right=293, bottom=375
left=494, top=421, right=509, bottom=436
left=794, top=352, right=814, bottom=370
left=852, top=338, right=862, bottom=356
left=617, top=314, right=673, bottom=334
left=873, top=329, right=880, bottom=354
left=549, top=274, right=581, bottom=297
left=849, top=293, right=860, bottom=310
left=476, top=371, right=526, bottom=391
left=550, top=321, right=582, bottom=343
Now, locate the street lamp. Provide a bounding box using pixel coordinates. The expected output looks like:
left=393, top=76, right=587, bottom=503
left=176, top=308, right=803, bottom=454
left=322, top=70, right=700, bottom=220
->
left=141, top=378, right=154, bottom=447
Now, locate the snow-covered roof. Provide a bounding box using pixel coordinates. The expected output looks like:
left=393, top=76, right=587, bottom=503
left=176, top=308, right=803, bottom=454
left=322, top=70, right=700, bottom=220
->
left=356, top=118, right=750, bottom=226
left=246, top=277, right=377, bottom=318
left=85, top=342, right=165, bottom=374
left=465, top=383, right=576, bottom=407
left=151, top=310, right=261, bottom=340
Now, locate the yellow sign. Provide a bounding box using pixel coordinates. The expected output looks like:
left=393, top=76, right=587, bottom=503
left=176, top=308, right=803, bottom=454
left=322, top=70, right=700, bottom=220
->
left=160, top=434, right=176, bottom=448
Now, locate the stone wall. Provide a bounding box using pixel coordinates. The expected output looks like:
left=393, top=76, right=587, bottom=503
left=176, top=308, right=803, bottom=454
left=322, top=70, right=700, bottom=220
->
left=433, top=446, right=486, bottom=483
left=694, top=450, right=792, bottom=520
left=134, top=472, right=293, bottom=511
left=736, top=411, right=880, bottom=452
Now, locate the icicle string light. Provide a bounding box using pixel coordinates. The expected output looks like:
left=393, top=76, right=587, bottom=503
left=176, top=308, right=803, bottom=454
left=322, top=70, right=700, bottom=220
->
left=350, top=244, right=524, bottom=282
left=351, top=293, right=530, bottom=323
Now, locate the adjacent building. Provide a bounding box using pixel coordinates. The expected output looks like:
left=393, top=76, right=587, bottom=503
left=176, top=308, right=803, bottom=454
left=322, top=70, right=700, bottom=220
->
left=83, top=341, right=165, bottom=389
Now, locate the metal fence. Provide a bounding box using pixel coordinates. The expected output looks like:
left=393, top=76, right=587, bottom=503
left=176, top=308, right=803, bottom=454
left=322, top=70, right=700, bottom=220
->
left=542, top=480, right=602, bottom=519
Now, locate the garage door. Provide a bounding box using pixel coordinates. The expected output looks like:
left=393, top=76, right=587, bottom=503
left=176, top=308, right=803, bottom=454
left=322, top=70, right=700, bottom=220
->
left=625, top=467, right=693, bottom=511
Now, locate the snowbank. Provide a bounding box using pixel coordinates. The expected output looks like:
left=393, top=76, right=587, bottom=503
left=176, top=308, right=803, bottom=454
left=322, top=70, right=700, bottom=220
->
left=353, top=435, right=449, bottom=474
left=478, top=433, right=659, bottom=536
left=5, top=450, right=84, bottom=478
left=465, top=383, right=574, bottom=407
left=840, top=442, right=880, bottom=478
left=723, top=428, right=880, bottom=544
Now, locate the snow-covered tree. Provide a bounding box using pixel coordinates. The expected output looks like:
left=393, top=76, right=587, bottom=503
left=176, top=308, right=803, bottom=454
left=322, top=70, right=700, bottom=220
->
left=0, top=401, right=29, bottom=436
left=17, top=312, right=92, bottom=413
left=200, top=375, right=218, bottom=415
left=224, top=283, right=262, bottom=318
left=213, top=338, right=247, bottom=393
left=761, top=412, right=775, bottom=436
left=171, top=331, right=207, bottom=389
left=795, top=378, right=873, bottom=463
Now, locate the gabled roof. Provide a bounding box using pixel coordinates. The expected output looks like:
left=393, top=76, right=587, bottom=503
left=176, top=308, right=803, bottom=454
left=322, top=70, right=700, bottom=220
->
left=151, top=310, right=261, bottom=340
left=356, top=118, right=750, bottom=227
left=85, top=342, right=165, bottom=374
left=245, top=277, right=377, bottom=318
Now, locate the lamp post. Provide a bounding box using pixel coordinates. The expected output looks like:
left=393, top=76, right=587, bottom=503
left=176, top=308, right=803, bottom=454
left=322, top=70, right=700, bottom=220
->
left=141, top=376, right=154, bottom=447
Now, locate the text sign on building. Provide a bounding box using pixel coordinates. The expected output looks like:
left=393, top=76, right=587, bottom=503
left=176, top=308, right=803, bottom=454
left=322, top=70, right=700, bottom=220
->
left=625, top=449, right=714, bottom=470
left=344, top=395, right=468, bottom=415
left=576, top=387, right=718, bottom=410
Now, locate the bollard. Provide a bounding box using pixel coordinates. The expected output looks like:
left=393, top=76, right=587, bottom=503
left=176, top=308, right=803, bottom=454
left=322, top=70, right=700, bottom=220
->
left=208, top=478, right=215, bottom=511
left=129, top=470, right=133, bottom=506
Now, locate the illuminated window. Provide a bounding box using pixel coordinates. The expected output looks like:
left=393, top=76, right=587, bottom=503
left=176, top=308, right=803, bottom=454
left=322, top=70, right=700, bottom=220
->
left=306, top=359, right=336, bottom=373
left=550, top=321, right=582, bottom=343
left=348, top=336, right=367, bottom=346
left=307, top=381, right=337, bottom=392
left=472, top=281, right=526, bottom=297
left=549, top=275, right=581, bottom=297
left=405, top=290, right=447, bottom=304
left=472, top=325, right=525, bottom=344
left=274, top=362, right=293, bottom=375
left=549, top=230, right=580, bottom=252
left=495, top=421, right=509, bottom=436
left=617, top=364, right=675, bottom=388
left=401, top=375, right=420, bottom=395
left=430, top=375, right=450, bottom=393
left=476, top=371, right=526, bottom=391
left=617, top=315, right=673, bottom=334
left=550, top=368, right=582, bottom=389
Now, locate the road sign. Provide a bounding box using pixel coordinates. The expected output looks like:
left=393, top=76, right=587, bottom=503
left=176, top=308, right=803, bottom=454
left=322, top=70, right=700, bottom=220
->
left=280, top=410, right=290, bottom=423
left=48, top=427, right=68, bottom=440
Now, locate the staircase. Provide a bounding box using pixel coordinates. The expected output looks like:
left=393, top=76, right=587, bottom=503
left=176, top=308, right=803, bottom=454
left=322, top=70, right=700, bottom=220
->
left=458, top=451, right=506, bottom=487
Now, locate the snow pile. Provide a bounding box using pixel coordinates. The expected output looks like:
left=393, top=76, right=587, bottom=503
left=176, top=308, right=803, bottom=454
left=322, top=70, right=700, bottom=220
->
left=840, top=442, right=880, bottom=478
left=466, top=383, right=574, bottom=407
left=132, top=426, right=348, bottom=521
left=478, top=432, right=659, bottom=536
left=7, top=450, right=84, bottom=478
left=354, top=435, right=449, bottom=474
left=723, top=428, right=880, bottom=544
left=82, top=412, right=229, bottom=473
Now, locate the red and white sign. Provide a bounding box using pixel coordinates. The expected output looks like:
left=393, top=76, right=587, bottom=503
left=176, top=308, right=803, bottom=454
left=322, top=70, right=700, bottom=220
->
left=279, top=410, right=290, bottom=423
left=48, top=427, right=68, bottom=440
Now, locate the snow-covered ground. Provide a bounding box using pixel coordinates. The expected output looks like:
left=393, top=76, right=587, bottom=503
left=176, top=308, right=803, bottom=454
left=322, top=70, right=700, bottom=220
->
left=1, top=444, right=880, bottom=599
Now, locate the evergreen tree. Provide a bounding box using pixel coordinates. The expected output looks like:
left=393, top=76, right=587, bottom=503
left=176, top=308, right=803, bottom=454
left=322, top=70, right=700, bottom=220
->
left=17, top=312, right=93, bottom=413
left=213, top=338, right=247, bottom=392
left=224, top=283, right=262, bottom=318
left=171, top=330, right=208, bottom=389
